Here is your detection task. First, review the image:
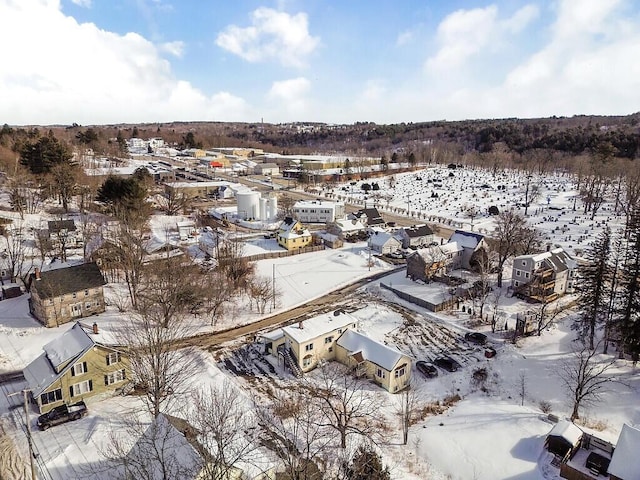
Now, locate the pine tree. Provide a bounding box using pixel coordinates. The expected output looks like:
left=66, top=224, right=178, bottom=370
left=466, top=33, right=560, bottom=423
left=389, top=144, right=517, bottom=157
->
left=617, top=209, right=640, bottom=359
left=575, top=227, right=612, bottom=350
left=345, top=444, right=390, bottom=480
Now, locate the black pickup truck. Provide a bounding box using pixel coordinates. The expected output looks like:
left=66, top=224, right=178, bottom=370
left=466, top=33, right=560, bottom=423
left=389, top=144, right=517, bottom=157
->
left=37, top=401, right=88, bottom=430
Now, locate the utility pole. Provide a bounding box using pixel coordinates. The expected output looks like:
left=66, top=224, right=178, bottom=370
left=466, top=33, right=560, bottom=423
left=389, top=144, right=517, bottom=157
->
left=405, top=193, right=412, bottom=215
left=8, top=389, right=37, bottom=480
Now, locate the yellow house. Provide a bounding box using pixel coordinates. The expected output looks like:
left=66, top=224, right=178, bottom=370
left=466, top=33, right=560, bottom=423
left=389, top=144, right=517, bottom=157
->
left=24, top=322, right=130, bottom=413
left=264, top=310, right=412, bottom=393
left=277, top=217, right=312, bottom=250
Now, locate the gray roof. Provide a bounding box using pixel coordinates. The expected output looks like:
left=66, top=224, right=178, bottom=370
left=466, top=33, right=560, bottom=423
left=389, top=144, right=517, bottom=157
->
left=47, top=219, right=76, bottom=233
left=31, top=262, right=106, bottom=299
left=404, top=224, right=434, bottom=238
left=336, top=329, right=408, bottom=371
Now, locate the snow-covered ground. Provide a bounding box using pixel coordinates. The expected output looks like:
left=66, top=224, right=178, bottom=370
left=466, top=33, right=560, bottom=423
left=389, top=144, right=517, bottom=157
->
left=0, top=165, right=637, bottom=479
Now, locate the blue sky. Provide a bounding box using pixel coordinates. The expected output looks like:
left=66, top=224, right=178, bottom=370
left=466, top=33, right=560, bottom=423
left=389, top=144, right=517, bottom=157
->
left=1, top=0, right=639, bottom=125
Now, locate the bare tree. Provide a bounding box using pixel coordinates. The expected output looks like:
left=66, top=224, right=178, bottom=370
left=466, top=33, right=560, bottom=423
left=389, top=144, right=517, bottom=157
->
left=113, top=212, right=150, bottom=308
left=313, top=363, right=387, bottom=449
left=157, top=190, right=189, bottom=216
left=256, top=390, right=331, bottom=480
left=396, top=388, right=421, bottom=445
left=190, top=383, right=262, bottom=480
left=521, top=173, right=540, bottom=216
left=491, top=210, right=539, bottom=287
left=517, top=371, right=527, bottom=407
left=533, top=298, right=574, bottom=336
left=559, top=340, right=622, bottom=421
left=118, top=311, right=199, bottom=418
left=248, top=275, right=280, bottom=314
left=1, top=222, right=30, bottom=284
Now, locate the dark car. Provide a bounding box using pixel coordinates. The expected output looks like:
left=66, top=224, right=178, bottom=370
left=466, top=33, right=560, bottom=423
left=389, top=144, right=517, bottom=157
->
left=37, top=401, right=87, bottom=430
left=465, top=332, right=488, bottom=345
left=434, top=356, right=462, bottom=372
left=416, top=361, right=438, bottom=378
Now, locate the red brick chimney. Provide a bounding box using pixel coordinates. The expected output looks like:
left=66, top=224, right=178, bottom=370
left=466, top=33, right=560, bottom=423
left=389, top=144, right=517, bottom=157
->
left=92, top=322, right=99, bottom=334
left=34, top=268, right=41, bottom=280
left=298, top=321, right=303, bottom=329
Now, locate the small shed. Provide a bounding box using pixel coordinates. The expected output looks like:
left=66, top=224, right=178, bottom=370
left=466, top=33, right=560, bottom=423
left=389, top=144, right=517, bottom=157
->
left=546, top=420, right=583, bottom=459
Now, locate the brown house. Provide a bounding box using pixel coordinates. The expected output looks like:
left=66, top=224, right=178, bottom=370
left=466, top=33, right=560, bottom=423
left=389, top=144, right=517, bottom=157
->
left=29, top=263, right=107, bottom=328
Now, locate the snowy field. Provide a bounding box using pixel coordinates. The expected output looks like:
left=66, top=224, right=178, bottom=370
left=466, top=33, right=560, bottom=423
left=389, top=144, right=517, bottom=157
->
left=0, top=165, right=638, bottom=479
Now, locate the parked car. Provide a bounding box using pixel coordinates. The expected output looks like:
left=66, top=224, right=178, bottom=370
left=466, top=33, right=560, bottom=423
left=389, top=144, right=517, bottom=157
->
left=434, top=356, right=462, bottom=372
left=37, top=401, right=87, bottom=430
left=465, top=332, right=488, bottom=345
left=416, top=361, right=438, bottom=378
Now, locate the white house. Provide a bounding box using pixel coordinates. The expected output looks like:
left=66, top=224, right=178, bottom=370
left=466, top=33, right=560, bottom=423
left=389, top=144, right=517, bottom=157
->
left=368, top=231, right=402, bottom=254
left=293, top=200, right=345, bottom=224
left=512, top=247, right=577, bottom=302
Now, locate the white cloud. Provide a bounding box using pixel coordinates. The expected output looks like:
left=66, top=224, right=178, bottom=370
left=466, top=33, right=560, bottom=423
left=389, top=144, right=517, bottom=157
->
left=267, top=77, right=311, bottom=116
left=396, top=30, right=414, bottom=47
left=425, top=4, right=538, bottom=71
left=70, top=0, right=91, bottom=7
left=216, top=7, right=319, bottom=68
left=0, top=0, right=254, bottom=124
left=159, top=40, right=184, bottom=57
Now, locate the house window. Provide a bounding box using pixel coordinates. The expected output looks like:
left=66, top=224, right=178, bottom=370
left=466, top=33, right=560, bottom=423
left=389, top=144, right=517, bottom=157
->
left=324, top=336, right=334, bottom=344
left=337, top=329, right=342, bottom=334
left=514, top=281, right=520, bottom=287
left=40, top=389, right=62, bottom=406
left=71, top=361, right=88, bottom=376
left=522, top=260, right=526, bottom=266
left=70, top=380, right=93, bottom=397
left=525, top=272, right=530, bottom=278
left=106, top=352, right=121, bottom=366
left=305, top=343, right=314, bottom=352
left=49, top=299, right=54, bottom=305
left=376, top=368, right=386, bottom=379
left=394, top=366, right=406, bottom=378
left=516, top=271, right=521, bottom=277
left=72, top=292, right=77, bottom=299
left=84, top=290, right=89, bottom=296
left=303, top=355, right=313, bottom=368
left=104, top=369, right=126, bottom=386
left=85, top=302, right=92, bottom=309
left=328, top=347, right=333, bottom=353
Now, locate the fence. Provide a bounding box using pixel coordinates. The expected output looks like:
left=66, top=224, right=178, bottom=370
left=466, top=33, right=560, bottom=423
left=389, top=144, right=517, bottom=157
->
left=380, top=282, right=456, bottom=312
left=219, top=245, right=324, bottom=265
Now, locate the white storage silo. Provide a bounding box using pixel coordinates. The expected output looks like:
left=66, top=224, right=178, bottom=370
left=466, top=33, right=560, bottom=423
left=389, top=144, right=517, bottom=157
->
left=267, top=196, right=278, bottom=221
left=259, top=197, right=268, bottom=221
left=236, top=191, right=260, bottom=220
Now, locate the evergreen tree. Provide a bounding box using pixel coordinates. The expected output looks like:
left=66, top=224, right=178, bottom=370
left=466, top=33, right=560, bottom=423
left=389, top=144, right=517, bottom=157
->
left=344, top=444, right=390, bottom=480
left=617, top=209, right=640, bottom=358
left=575, top=227, right=612, bottom=350
left=19, top=132, right=72, bottom=174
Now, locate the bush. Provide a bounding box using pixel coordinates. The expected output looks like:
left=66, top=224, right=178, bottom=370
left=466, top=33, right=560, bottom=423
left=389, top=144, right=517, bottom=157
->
left=539, top=400, right=552, bottom=413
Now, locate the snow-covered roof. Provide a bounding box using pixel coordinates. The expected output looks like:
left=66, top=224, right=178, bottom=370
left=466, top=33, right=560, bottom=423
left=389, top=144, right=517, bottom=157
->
left=448, top=230, right=484, bottom=250
left=44, top=323, right=95, bottom=369
left=334, top=219, right=365, bottom=232
left=282, top=310, right=357, bottom=344
left=23, top=322, right=122, bottom=397
left=547, top=420, right=583, bottom=446
left=294, top=199, right=342, bottom=210
left=336, top=329, right=408, bottom=371
left=278, top=218, right=311, bottom=239
left=369, top=231, right=399, bottom=248
left=608, top=424, right=640, bottom=479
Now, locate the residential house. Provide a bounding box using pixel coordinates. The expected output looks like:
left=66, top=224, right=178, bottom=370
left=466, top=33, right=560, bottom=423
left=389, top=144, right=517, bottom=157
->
left=550, top=423, right=640, bottom=480
left=512, top=247, right=577, bottom=302
left=293, top=199, right=345, bottom=223
left=406, top=242, right=463, bottom=281
left=447, top=230, right=488, bottom=269
left=262, top=310, right=412, bottom=393
left=349, top=207, right=385, bottom=228
left=608, top=424, right=640, bottom=480
left=368, top=231, right=402, bottom=254
left=47, top=219, right=82, bottom=249
left=0, top=256, right=11, bottom=283
left=397, top=224, right=435, bottom=249
left=327, top=218, right=367, bottom=241
left=335, top=329, right=412, bottom=393
left=29, top=262, right=107, bottom=328
left=253, top=163, right=280, bottom=176
left=277, top=217, right=312, bottom=250
left=23, top=322, right=130, bottom=413
left=121, top=413, right=276, bottom=480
